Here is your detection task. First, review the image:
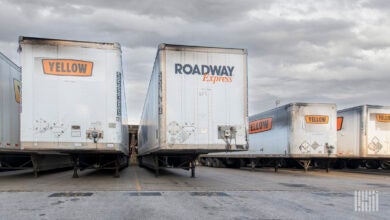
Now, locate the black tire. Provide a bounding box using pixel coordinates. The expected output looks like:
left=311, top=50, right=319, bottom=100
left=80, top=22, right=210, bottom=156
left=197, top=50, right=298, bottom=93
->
left=205, top=158, right=212, bottom=167
left=212, top=158, right=219, bottom=168
left=213, top=158, right=225, bottom=168
left=225, top=158, right=240, bottom=168
left=239, top=159, right=246, bottom=168
left=333, top=160, right=346, bottom=169
left=279, top=159, right=287, bottom=168
left=198, top=158, right=206, bottom=166
left=137, top=157, right=143, bottom=167
left=232, top=159, right=242, bottom=169
left=346, top=160, right=360, bottom=169
left=380, top=161, right=390, bottom=169
left=365, top=160, right=380, bottom=169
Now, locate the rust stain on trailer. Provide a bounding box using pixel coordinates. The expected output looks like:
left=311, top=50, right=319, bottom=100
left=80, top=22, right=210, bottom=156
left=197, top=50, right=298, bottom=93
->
left=42, top=59, right=93, bottom=76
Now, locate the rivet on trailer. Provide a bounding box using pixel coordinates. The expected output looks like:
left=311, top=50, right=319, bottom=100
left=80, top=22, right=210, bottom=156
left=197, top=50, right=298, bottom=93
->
left=18, top=37, right=129, bottom=178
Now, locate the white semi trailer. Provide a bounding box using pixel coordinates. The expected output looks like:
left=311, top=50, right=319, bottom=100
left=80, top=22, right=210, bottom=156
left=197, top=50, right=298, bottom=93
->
left=337, top=105, right=390, bottom=169
left=19, top=37, right=129, bottom=177
left=0, top=51, right=29, bottom=170
left=138, top=44, right=248, bottom=177
left=0, top=52, right=21, bottom=153
left=0, top=51, right=72, bottom=176
left=201, top=103, right=338, bottom=172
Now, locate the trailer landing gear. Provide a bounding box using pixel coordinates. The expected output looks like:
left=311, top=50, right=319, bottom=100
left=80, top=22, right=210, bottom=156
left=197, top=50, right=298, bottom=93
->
left=298, top=160, right=311, bottom=172
left=190, top=160, right=196, bottom=178
left=326, top=159, right=330, bottom=173
left=31, top=154, right=39, bottom=178
left=114, top=155, right=120, bottom=178
left=72, top=155, right=79, bottom=178
left=250, top=159, right=256, bottom=171
left=275, top=159, right=283, bottom=173
left=154, top=156, right=159, bottom=177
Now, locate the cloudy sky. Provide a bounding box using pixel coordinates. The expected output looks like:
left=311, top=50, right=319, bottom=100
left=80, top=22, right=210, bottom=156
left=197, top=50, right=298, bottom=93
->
left=1, top=0, right=389, bottom=124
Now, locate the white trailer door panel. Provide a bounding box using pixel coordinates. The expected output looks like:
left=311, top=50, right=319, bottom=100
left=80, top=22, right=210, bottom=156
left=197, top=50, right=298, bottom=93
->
left=165, top=50, right=246, bottom=146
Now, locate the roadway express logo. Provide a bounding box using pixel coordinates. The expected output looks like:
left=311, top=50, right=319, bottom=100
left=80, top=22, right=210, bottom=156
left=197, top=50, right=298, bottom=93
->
left=175, top=63, right=234, bottom=83
left=42, top=59, right=93, bottom=76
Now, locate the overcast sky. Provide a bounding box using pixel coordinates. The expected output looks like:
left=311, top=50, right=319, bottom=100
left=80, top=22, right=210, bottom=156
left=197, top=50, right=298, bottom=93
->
left=1, top=0, right=389, bottom=124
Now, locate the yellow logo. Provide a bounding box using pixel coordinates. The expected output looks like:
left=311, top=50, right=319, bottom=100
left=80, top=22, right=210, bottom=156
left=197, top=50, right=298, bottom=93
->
left=305, top=115, right=329, bottom=124
left=376, top=114, right=390, bottom=122
left=337, top=117, right=343, bottom=130
left=13, top=79, right=21, bottom=104
left=249, top=118, right=272, bottom=134
left=42, top=59, right=93, bottom=76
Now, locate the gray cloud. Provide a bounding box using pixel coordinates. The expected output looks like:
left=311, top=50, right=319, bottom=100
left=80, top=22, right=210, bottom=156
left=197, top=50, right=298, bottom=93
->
left=0, top=0, right=389, bottom=123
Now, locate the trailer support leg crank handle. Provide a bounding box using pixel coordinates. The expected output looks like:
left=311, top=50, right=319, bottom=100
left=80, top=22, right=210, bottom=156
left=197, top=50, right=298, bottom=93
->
left=114, top=155, right=120, bottom=178
left=250, top=159, right=256, bottom=171
left=31, top=154, right=39, bottom=178
left=298, top=160, right=311, bottom=172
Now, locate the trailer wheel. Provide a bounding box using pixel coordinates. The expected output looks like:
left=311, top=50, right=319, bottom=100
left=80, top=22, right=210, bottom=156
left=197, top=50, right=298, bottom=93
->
left=333, top=160, right=346, bottom=169
left=225, top=158, right=238, bottom=168
left=365, top=160, right=380, bottom=169
left=198, top=158, right=206, bottom=166
left=346, top=160, right=360, bottom=169
left=213, top=158, right=223, bottom=168
left=190, top=160, right=195, bottom=178
left=205, top=158, right=212, bottom=167
left=137, top=157, right=143, bottom=167
left=125, top=156, right=129, bottom=168
left=380, top=161, right=390, bottom=170
left=71, top=154, right=80, bottom=178
left=231, top=159, right=242, bottom=169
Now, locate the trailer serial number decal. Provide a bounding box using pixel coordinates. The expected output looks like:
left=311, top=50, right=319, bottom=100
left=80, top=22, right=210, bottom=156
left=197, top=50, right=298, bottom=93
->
left=376, top=114, right=390, bottom=122
left=42, top=59, right=93, bottom=76
left=249, top=118, right=272, bottom=134
left=305, top=115, right=329, bottom=124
